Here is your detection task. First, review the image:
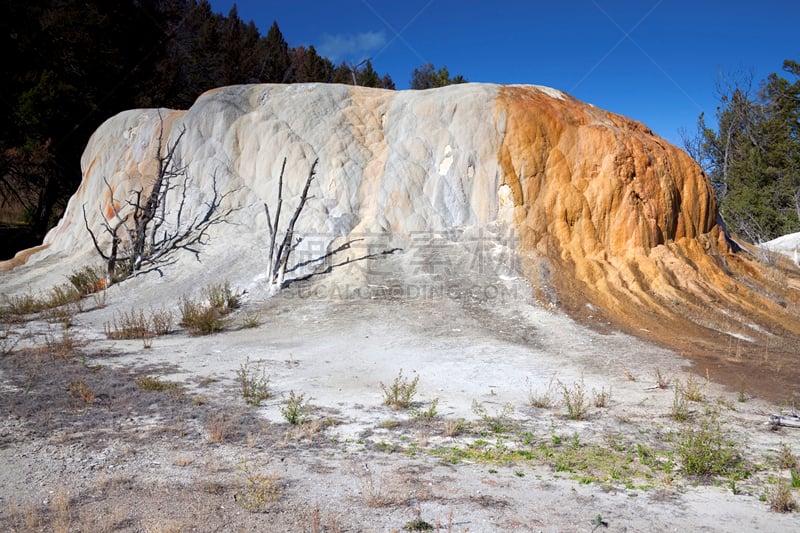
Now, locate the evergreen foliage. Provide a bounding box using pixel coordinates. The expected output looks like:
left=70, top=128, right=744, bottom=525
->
left=684, top=59, right=800, bottom=242
left=410, top=63, right=467, bottom=90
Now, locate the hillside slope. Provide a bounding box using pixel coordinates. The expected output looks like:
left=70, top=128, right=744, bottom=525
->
left=2, top=83, right=798, bottom=400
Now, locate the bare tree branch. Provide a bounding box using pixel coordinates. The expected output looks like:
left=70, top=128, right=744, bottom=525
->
left=83, top=115, right=232, bottom=283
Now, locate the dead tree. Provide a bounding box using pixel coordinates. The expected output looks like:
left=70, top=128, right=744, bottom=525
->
left=264, top=158, right=317, bottom=291
left=83, top=117, right=232, bottom=284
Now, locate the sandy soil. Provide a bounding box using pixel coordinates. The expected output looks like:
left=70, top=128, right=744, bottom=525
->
left=1, top=245, right=799, bottom=532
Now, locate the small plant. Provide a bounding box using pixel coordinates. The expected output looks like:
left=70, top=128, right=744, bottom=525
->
left=68, top=380, right=94, bottom=404
left=141, top=332, right=154, bottom=349
left=45, top=283, right=82, bottom=309
left=591, top=514, right=609, bottom=531
left=676, top=410, right=744, bottom=477
left=472, top=400, right=515, bottom=433
left=149, top=307, right=174, bottom=335
left=592, top=386, right=612, bottom=408
left=206, top=413, right=229, bottom=443
left=356, top=465, right=402, bottom=507
left=238, top=357, right=271, bottom=406
left=4, top=292, right=43, bottom=315
left=380, top=369, right=419, bottom=410
left=280, top=390, right=311, bottom=425
left=235, top=459, right=281, bottom=512
left=44, top=328, right=79, bottom=360
left=737, top=376, right=747, bottom=403
left=778, top=442, right=798, bottom=470
left=403, top=518, right=434, bottom=531
left=178, top=282, right=241, bottom=335
left=655, top=368, right=671, bottom=389
left=671, top=384, right=690, bottom=421
left=559, top=377, right=589, bottom=420
left=767, top=482, right=796, bottom=513
left=528, top=375, right=557, bottom=408
left=104, top=307, right=174, bottom=341
left=682, top=374, right=706, bottom=402
left=621, top=366, right=636, bottom=381
left=92, top=289, right=108, bottom=309
left=179, top=296, right=226, bottom=335
left=41, top=303, right=77, bottom=326
left=443, top=418, right=466, bottom=437
left=204, top=280, right=242, bottom=315
left=412, top=397, right=439, bottom=420
left=68, top=265, right=106, bottom=295
left=50, top=488, right=72, bottom=533
left=240, top=314, right=259, bottom=329
left=105, top=308, right=149, bottom=339
left=136, top=375, right=179, bottom=392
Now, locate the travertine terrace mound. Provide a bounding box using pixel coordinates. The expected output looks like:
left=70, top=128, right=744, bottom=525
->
left=3, top=83, right=798, bottom=399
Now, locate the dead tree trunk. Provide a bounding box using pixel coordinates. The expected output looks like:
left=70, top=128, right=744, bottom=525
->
left=264, top=158, right=318, bottom=291
left=131, top=122, right=186, bottom=268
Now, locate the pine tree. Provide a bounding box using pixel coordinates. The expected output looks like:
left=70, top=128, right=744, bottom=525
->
left=685, top=59, right=800, bottom=242
left=261, top=21, right=291, bottom=82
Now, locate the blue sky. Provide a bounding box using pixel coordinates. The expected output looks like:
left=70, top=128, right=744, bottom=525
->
left=208, top=0, right=799, bottom=146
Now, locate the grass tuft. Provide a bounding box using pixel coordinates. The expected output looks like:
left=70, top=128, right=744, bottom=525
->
left=103, top=307, right=173, bottom=341
left=767, top=482, right=796, bottom=513
left=68, top=380, right=95, bottom=404
left=136, top=375, right=179, bottom=392
left=528, top=376, right=557, bottom=409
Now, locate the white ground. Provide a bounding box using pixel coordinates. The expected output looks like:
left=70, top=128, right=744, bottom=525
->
left=1, top=239, right=798, bottom=532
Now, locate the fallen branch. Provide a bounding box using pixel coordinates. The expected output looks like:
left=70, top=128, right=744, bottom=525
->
left=770, top=410, right=800, bottom=429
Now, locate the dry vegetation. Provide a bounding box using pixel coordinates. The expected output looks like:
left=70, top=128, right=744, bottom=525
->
left=1, top=267, right=799, bottom=531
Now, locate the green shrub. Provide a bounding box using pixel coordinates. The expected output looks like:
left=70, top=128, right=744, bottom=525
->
left=778, top=442, right=798, bottom=469
left=471, top=400, right=515, bottom=434
left=559, top=377, right=589, bottom=420
left=179, top=282, right=241, bottom=335
left=682, top=375, right=706, bottom=402
left=179, top=296, right=226, bottom=335
left=671, top=384, right=690, bottom=421
left=676, top=411, right=744, bottom=477
left=238, top=357, right=271, bottom=406
left=104, top=307, right=174, bottom=339
left=45, top=283, right=82, bottom=308
left=235, top=459, right=281, bottom=512
left=204, top=281, right=241, bottom=314
left=280, top=390, right=311, bottom=425
left=380, top=369, right=419, bottom=410
left=68, top=265, right=106, bottom=295
left=412, top=397, right=439, bottom=420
